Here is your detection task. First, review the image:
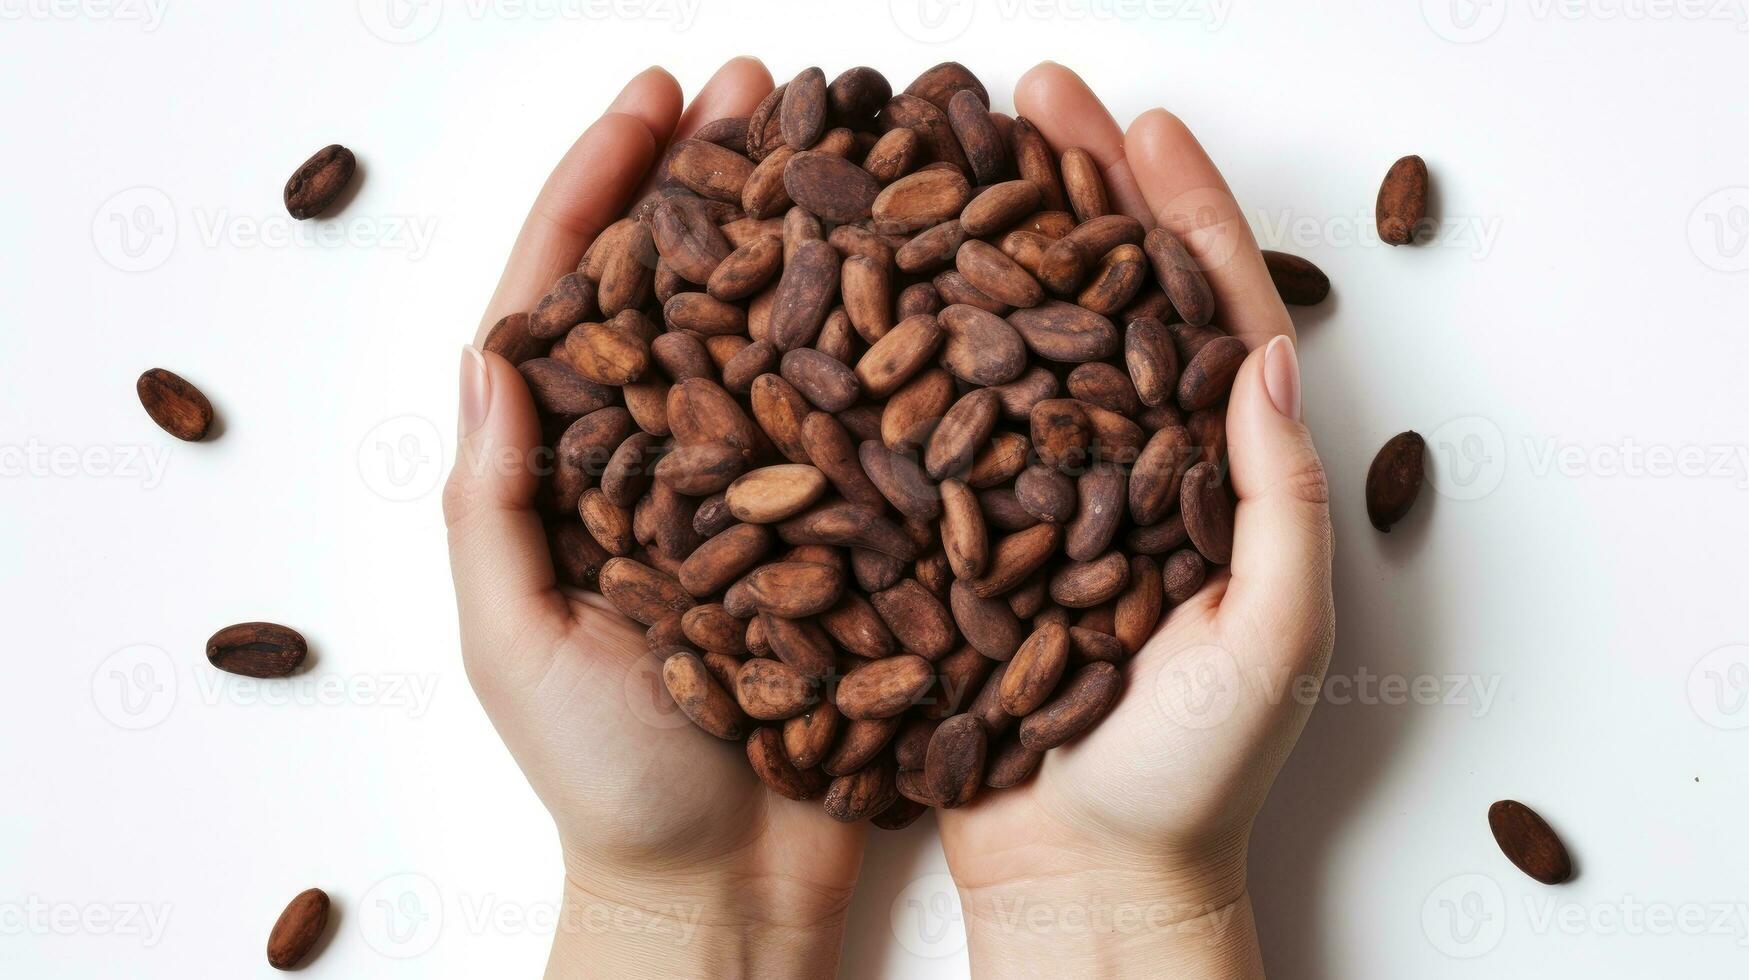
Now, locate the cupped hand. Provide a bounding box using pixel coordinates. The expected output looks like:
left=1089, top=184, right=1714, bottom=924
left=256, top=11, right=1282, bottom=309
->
left=442, top=60, right=861, bottom=979
left=934, top=63, right=1336, bottom=979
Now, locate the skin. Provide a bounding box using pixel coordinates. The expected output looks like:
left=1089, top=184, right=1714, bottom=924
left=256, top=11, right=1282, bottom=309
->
left=445, top=59, right=1334, bottom=979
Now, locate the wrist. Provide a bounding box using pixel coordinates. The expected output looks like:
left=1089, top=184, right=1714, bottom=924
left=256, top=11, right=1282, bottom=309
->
left=955, top=831, right=1262, bottom=979
left=546, top=854, right=854, bottom=980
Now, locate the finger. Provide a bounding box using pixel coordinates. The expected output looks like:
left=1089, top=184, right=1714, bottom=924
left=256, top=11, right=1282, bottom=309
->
left=1125, top=108, right=1292, bottom=349
left=606, top=65, right=684, bottom=157
left=1012, top=62, right=1153, bottom=224
left=475, top=70, right=683, bottom=338
left=643, top=56, right=776, bottom=198
left=673, top=56, right=774, bottom=142
left=444, top=346, right=569, bottom=655
left=1218, top=336, right=1334, bottom=667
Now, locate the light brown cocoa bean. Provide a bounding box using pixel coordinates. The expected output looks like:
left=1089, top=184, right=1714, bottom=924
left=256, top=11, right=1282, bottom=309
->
left=664, top=651, right=749, bottom=739
left=1017, top=661, right=1122, bottom=750
left=837, top=654, right=935, bottom=719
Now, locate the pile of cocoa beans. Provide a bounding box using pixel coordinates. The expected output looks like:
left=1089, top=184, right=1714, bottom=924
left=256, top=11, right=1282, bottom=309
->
left=483, top=62, right=1254, bottom=827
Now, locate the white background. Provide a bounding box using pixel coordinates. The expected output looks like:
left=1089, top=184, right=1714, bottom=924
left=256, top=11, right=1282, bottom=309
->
left=3, top=0, right=1748, bottom=976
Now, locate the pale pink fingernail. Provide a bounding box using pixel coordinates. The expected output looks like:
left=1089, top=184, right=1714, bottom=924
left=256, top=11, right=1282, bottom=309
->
left=459, top=345, right=490, bottom=438
left=1263, top=335, right=1301, bottom=422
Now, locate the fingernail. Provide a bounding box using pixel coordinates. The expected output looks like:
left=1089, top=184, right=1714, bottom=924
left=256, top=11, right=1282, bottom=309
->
left=459, top=345, right=490, bottom=439
left=1263, top=335, right=1301, bottom=422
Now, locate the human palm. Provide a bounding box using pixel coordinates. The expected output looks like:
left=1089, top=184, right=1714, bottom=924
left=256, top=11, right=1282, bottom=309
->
left=932, top=67, right=1335, bottom=970
left=442, top=61, right=866, bottom=974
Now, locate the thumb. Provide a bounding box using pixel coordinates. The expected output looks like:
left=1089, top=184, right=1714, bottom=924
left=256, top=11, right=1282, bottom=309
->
left=1219, top=336, right=1335, bottom=663
left=444, top=345, right=565, bottom=659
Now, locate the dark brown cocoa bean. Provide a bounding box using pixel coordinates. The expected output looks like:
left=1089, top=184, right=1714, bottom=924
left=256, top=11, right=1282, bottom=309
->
left=783, top=702, right=841, bottom=769
left=1177, top=335, right=1247, bottom=411
left=823, top=715, right=903, bottom=776
left=783, top=150, right=879, bottom=223
left=923, top=713, right=988, bottom=808
left=206, top=622, right=306, bottom=678
left=1018, top=661, right=1122, bottom=750
left=1366, top=431, right=1424, bottom=532
left=1008, top=301, right=1119, bottom=363
left=136, top=368, right=214, bottom=441
left=746, top=726, right=828, bottom=800
left=283, top=144, right=355, bottom=219
left=871, top=579, right=958, bottom=661
left=948, top=579, right=1026, bottom=661
left=823, top=758, right=898, bottom=823
left=1162, top=548, right=1207, bottom=605
left=1142, top=226, right=1215, bottom=328
left=1376, top=154, right=1430, bottom=246
left=781, top=67, right=828, bottom=150
left=837, top=654, right=934, bottom=719
left=1180, top=461, right=1235, bottom=564
left=663, top=651, right=748, bottom=739
left=1262, top=250, right=1330, bottom=305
